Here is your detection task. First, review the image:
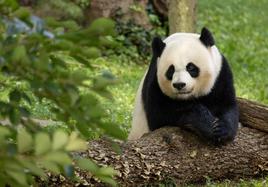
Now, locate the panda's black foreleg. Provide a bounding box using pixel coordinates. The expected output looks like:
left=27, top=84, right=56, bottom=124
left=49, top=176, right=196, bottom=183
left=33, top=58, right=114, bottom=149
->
left=211, top=106, right=239, bottom=144
left=182, top=104, right=237, bottom=145
left=182, top=104, right=215, bottom=141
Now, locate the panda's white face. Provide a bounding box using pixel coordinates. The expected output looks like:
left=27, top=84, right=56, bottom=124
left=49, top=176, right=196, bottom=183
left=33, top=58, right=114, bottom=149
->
left=157, top=33, right=222, bottom=100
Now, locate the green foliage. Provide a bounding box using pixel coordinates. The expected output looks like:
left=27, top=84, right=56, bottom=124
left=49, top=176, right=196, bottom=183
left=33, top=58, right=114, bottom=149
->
left=36, top=0, right=90, bottom=22
left=0, top=1, right=123, bottom=186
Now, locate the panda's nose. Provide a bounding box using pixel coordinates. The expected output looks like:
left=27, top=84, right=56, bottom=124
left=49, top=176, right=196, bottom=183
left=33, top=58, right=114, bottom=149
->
left=173, top=82, right=186, bottom=90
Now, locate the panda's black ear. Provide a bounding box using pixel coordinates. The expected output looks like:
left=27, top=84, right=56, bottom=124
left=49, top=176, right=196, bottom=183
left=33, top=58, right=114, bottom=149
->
left=199, top=27, right=215, bottom=47
left=152, top=37, right=166, bottom=57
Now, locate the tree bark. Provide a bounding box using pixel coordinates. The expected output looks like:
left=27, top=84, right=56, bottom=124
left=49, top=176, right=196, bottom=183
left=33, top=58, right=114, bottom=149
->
left=168, top=0, right=197, bottom=34
left=40, top=98, right=268, bottom=186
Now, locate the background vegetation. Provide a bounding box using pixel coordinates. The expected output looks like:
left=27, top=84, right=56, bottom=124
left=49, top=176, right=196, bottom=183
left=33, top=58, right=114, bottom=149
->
left=0, top=0, right=267, bottom=186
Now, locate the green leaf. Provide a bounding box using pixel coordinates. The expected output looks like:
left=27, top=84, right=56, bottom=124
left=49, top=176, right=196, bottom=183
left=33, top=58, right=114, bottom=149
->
left=67, top=87, right=79, bottom=106
left=76, top=158, right=99, bottom=174
left=21, top=92, right=31, bottom=104
left=9, top=89, right=21, bottom=103
left=17, top=128, right=33, bottom=153
left=71, top=54, right=90, bottom=66
left=96, top=167, right=118, bottom=187
left=52, top=130, right=68, bottom=150
left=89, top=18, right=115, bottom=36
left=6, top=170, right=27, bottom=186
left=97, top=167, right=118, bottom=177
left=9, top=108, right=21, bottom=125
left=82, top=47, right=101, bottom=59
left=75, top=122, right=92, bottom=138
left=39, top=161, right=60, bottom=174
left=35, top=132, right=51, bottom=155
left=0, top=126, right=11, bottom=137
left=99, top=36, right=117, bottom=47
left=12, top=45, right=28, bottom=64
left=71, top=70, right=88, bottom=83
left=43, top=151, right=72, bottom=165
left=93, top=72, right=117, bottom=90
left=19, top=160, right=47, bottom=179
left=65, top=131, right=87, bottom=151
left=99, top=122, right=126, bottom=140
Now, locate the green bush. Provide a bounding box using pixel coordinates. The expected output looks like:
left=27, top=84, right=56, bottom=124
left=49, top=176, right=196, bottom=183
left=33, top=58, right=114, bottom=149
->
left=0, top=1, right=124, bottom=186
left=110, top=9, right=166, bottom=62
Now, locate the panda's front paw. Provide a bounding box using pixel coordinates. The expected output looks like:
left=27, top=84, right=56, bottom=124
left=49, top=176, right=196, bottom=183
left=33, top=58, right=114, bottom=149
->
left=212, top=120, right=230, bottom=145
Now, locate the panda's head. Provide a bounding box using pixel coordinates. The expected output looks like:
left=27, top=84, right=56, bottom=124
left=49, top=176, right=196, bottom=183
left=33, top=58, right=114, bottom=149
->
left=153, top=28, right=222, bottom=100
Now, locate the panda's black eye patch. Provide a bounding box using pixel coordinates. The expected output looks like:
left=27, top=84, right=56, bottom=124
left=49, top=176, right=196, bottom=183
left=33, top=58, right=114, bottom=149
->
left=165, top=65, right=175, bottom=80
left=186, top=62, right=199, bottom=78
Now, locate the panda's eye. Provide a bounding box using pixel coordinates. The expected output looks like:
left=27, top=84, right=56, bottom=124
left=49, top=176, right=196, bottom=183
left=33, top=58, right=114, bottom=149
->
left=165, top=65, right=175, bottom=80
left=186, top=62, right=199, bottom=78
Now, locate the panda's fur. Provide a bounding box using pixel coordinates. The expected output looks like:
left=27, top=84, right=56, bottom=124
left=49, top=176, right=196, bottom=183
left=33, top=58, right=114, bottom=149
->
left=128, top=28, right=239, bottom=144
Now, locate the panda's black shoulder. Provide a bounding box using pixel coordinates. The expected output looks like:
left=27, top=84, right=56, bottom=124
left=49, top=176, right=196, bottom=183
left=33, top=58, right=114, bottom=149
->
left=202, top=54, right=236, bottom=107
left=142, top=55, right=166, bottom=107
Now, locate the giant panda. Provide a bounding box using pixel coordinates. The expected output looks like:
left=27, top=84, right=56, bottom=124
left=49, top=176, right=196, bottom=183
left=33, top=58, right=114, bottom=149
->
left=128, top=27, right=239, bottom=145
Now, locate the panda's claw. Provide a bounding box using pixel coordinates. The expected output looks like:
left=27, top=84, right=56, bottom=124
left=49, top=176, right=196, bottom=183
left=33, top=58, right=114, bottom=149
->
left=211, top=121, right=229, bottom=144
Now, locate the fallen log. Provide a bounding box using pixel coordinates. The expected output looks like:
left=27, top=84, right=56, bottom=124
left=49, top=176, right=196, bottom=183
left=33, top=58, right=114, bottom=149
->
left=40, top=98, right=268, bottom=186
left=237, top=97, right=268, bottom=133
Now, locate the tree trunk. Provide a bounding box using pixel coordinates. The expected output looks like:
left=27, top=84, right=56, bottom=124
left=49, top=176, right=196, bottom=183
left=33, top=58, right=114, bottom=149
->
left=39, top=98, right=268, bottom=186
left=168, top=0, right=197, bottom=34
left=237, top=97, right=268, bottom=133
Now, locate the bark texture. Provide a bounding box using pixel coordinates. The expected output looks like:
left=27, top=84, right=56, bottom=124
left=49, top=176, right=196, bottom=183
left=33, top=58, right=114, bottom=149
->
left=42, top=98, right=268, bottom=186
left=168, top=0, right=197, bottom=34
